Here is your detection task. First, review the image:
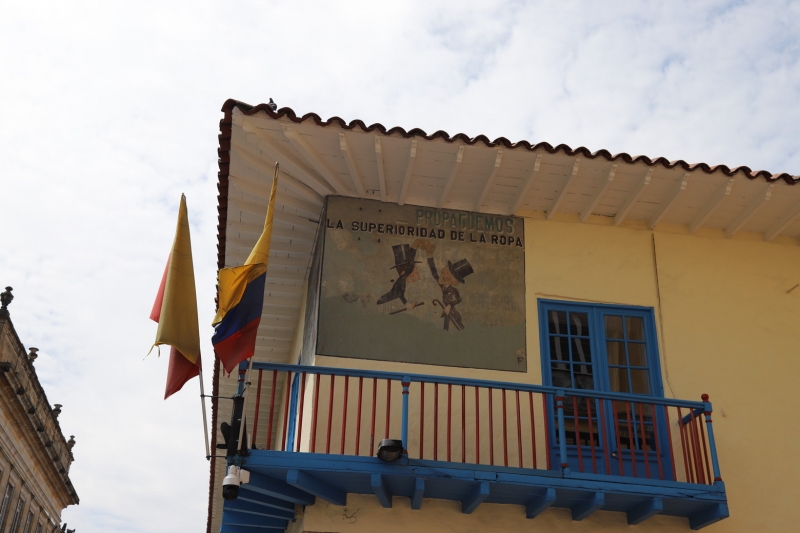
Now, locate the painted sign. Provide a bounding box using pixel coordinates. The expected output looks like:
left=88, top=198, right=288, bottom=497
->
left=316, top=196, right=526, bottom=372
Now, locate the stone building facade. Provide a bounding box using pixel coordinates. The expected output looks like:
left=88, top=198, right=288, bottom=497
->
left=0, top=288, right=79, bottom=533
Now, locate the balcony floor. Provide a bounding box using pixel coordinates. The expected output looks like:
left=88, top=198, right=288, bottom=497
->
left=221, top=450, right=728, bottom=532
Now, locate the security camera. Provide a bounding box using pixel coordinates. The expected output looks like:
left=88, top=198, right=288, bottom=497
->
left=222, top=465, right=250, bottom=501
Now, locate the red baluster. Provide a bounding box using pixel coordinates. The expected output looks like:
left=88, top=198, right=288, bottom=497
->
left=697, top=404, right=712, bottom=485
left=502, top=389, right=509, bottom=467
left=370, top=378, right=378, bottom=455
left=447, top=383, right=452, bottom=462
left=461, top=385, right=466, bottom=463
left=341, top=375, right=349, bottom=455
left=516, top=390, right=523, bottom=468
left=296, top=373, right=307, bottom=452
left=355, top=377, right=363, bottom=456
left=385, top=380, right=391, bottom=440
left=529, top=392, right=537, bottom=469
left=311, top=374, right=321, bottom=453
left=677, top=407, right=694, bottom=483
left=475, top=387, right=480, bottom=464
left=488, top=387, right=495, bottom=466
left=689, top=410, right=705, bottom=484
left=419, top=382, right=425, bottom=459
left=281, top=372, right=292, bottom=452
left=266, top=370, right=277, bottom=450
left=434, top=382, right=439, bottom=461
left=542, top=394, right=551, bottom=470
left=326, top=375, right=335, bottom=454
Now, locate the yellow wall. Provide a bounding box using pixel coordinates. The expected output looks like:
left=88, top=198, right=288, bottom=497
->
left=290, top=213, right=800, bottom=532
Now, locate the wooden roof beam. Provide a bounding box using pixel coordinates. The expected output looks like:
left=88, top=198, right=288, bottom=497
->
left=765, top=199, right=800, bottom=241
left=726, top=183, right=774, bottom=238
left=510, top=154, right=543, bottom=215
left=374, top=136, right=387, bottom=202
left=689, top=177, right=735, bottom=233
left=338, top=132, right=366, bottom=197
left=398, top=140, right=417, bottom=206
left=547, top=157, right=581, bottom=220
left=282, top=124, right=350, bottom=195
left=438, top=145, right=465, bottom=208
left=580, top=164, right=617, bottom=222
left=615, top=168, right=654, bottom=226
left=649, top=173, right=690, bottom=229
left=240, top=117, right=335, bottom=197
left=475, top=149, right=504, bottom=211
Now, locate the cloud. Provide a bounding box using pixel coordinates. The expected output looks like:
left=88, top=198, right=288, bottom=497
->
left=0, top=1, right=797, bottom=531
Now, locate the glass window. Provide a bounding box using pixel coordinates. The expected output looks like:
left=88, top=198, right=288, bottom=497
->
left=0, top=482, right=14, bottom=530
left=10, top=498, right=24, bottom=533
left=22, top=511, right=33, bottom=533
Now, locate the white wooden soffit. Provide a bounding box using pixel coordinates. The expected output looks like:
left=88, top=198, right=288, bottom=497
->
left=511, top=154, right=543, bottom=215
left=580, top=164, right=617, bottom=222
left=476, top=149, right=504, bottom=211
left=689, top=177, right=736, bottom=233
left=281, top=124, right=350, bottom=195
left=231, top=145, right=324, bottom=205
left=765, top=200, right=800, bottom=241
left=338, top=132, right=366, bottom=197
left=374, top=136, right=388, bottom=202
left=239, top=117, right=335, bottom=197
left=615, top=168, right=654, bottom=226
left=649, top=173, right=690, bottom=229
left=439, top=145, right=465, bottom=208
left=547, top=157, right=581, bottom=220
left=726, top=183, right=774, bottom=238
left=398, top=140, right=418, bottom=206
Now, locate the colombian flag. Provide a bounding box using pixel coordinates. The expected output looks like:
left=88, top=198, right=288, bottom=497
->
left=212, top=167, right=278, bottom=373
left=150, top=194, right=202, bottom=399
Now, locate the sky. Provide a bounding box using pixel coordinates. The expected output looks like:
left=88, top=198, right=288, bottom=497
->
left=0, top=1, right=798, bottom=532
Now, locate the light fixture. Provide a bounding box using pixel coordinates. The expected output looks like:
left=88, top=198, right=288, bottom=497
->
left=376, top=439, right=404, bottom=462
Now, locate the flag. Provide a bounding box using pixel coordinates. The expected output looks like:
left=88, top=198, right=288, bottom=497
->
left=150, top=194, right=202, bottom=399
left=212, top=167, right=278, bottom=373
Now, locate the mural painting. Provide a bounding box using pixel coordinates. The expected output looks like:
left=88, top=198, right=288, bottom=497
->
left=316, top=196, right=526, bottom=372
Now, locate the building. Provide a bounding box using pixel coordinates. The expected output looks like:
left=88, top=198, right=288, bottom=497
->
left=0, top=288, right=80, bottom=533
left=207, top=99, right=800, bottom=532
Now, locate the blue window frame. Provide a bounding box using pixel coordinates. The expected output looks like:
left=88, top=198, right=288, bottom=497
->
left=538, top=299, right=668, bottom=477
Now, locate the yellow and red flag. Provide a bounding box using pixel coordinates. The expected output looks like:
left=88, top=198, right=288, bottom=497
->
left=150, top=194, right=202, bottom=399
left=212, top=167, right=278, bottom=373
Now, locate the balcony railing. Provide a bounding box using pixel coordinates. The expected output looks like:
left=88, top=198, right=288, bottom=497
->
left=232, top=362, right=721, bottom=486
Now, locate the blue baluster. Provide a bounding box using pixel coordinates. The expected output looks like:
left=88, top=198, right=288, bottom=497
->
left=402, top=377, right=411, bottom=455
left=702, top=394, right=723, bottom=484
left=556, top=390, right=570, bottom=476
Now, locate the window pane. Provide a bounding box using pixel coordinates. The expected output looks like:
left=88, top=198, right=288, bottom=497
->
left=574, top=366, right=594, bottom=390
left=606, top=341, right=626, bottom=366
left=628, top=342, right=647, bottom=367
left=604, top=315, right=624, bottom=339
left=551, top=365, right=572, bottom=389
left=569, top=312, right=590, bottom=336
left=608, top=367, right=630, bottom=393
left=631, top=370, right=651, bottom=395
left=626, top=316, right=645, bottom=340
left=548, top=311, right=567, bottom=334
left=571, top=338, right=592, bottom=364
left=550, top=336, right=569, bottom=363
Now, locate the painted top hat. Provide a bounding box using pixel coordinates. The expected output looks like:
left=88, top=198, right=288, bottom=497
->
left=447, top=258, right=474, bottom=283
left=390, top=244, right=421, bottom=271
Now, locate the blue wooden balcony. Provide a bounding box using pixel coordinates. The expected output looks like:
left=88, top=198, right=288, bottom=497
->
left=218, top=363, right=728, bottom=532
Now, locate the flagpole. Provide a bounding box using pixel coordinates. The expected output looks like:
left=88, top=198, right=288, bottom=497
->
left=198, top=367, right=211, bottom=458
